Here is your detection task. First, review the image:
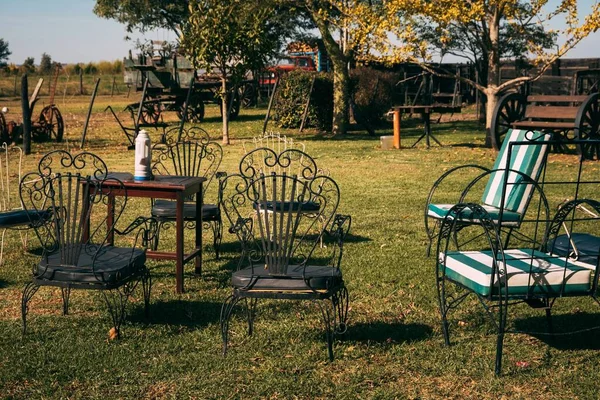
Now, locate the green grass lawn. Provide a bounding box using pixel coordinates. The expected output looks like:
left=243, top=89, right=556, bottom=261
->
left=1, top=96, right=600, bottom=399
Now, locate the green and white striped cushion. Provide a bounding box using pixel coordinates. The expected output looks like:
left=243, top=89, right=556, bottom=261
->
left=440, top=249, right=594, bottom=297
left=427, top=204, right=521, bottom=226
left=481, top=129, right=550, bottom=214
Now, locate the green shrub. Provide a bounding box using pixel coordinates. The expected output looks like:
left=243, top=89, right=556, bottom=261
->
left=351, top=67, right=400, bottom=126
left=271, top=70, right=333, bottom=131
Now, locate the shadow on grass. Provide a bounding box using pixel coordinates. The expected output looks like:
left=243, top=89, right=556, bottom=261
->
left=203, top=113, right=264, bottom=124
left=343, top=321, right=433, bottom=344
left=130, top=299, right=222, bottom=328
left=514, top=312, right=600, bottom=350
left=0, top=279, right=7, bottom=289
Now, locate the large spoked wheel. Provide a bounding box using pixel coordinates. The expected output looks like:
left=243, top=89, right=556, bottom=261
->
left=0, top=112, right=8, bottom=144
left=490, top=93, right=526, bottom=151
left=220, top=90, right=241, bottom=120
left=177, top=94, right=205, bottom=123
left=239, top=83, right=256, bottom=108
left=140, top=102, right=162, bottom=125
left=574, top=93, right=600, bottom=160
left=36, top=105, right=64, bottom=142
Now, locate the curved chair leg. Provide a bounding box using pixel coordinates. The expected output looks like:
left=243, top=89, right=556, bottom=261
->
left=102, top=281, right=137, bottom=339
left=213, top=217, right=223, bottom=260
left=22, top=282, right=40, bottom=335
left=220, top=293, right=241, bottom=356
left=245, top=298, right=258, bottom=336
left=436, top=277, right=451, bottom=346
left=332, top=287, right=349, bottom=335
left=141, top=267, right=152, bottom=319
left=151, top=221, right=164, bottom=251
left=316, top=300, right=335, bottom=361
left=61, top=287, right=71, bottom=315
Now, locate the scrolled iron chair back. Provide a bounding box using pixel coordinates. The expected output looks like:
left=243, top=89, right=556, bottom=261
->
left=221, top=171, right=340, bottom=275
left=38, top=150, right=108, bottom=180
left=152, top=133, right=222, bottom=193
left=239, top=148, right=318, bottom=183
left=21, top=155, right=127, bottom=282
left=163, top=126, right=211, bottom=146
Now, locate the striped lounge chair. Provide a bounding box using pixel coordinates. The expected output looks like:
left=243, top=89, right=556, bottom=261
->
left=436, top=200, right=600, bottom=375
left=425, top=129, right=551, bottom=256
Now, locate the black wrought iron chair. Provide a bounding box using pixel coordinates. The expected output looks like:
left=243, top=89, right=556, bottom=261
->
left=20, top=150, right=152, bottom=338
left=435, top=139, right=600, bottom=375
left=219, top=153, right=351, bottom=360
left=150, top=126, right=224, bottom=258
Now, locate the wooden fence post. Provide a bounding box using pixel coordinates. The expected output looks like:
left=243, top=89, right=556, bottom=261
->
left=21, top=75, right=31, bottom=155
left=79, top=70, right=84, bottom=95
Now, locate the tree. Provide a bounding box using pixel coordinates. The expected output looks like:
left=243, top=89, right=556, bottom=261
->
left=38, top=53, right=53, bottom=74
left=20, top=57, right=35, bottom=74
left=366, top=0, right=600, bottom=148
left=180, top=0, right=278, bottom=144
left=0, top=39, right=10, bottom=67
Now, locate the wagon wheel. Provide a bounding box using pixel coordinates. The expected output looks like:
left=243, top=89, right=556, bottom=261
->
left=0, top=112, right=8, bottom=144
left=37, top=105, right=64, bottom=142
left=140, top=102, right=161, bottom=125
left=490, top=93, right=526, bottom=150
left=220, top=90, right=241, bottom=120
left=177, top=95, right=205, bottom=123
left=239, top=83, right=256, bottom=108
left=574, top=93, right=600, bottom=160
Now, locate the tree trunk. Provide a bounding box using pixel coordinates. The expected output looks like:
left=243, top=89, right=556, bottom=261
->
left=331, top=59, right=350, bottom=135
left=484, top=8, right=501, bottom=148
left=221, top=78, right=230, bottom=145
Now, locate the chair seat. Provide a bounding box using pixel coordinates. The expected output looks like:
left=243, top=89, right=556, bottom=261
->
left=36, top=246, right=146, bottom=284
left=152, top=199, right=220, bottom=220
left=428, top=204, right=521, bottom=226
left=0, top=209, right=51, bottom=228
left=253, top=200, right=320, bottom=213
left=549, top=233, right=600, bottom=265
left=232, top=264, right=343, bottom=292
left=440, top=249, right=594, bottom=297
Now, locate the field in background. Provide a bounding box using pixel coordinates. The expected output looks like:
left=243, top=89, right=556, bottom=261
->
left=1, top=96, right=600, bottom=399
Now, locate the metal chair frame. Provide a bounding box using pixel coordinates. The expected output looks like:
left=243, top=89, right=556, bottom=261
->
left=20, top=150, right=152, bottom=338
left=219, top=151, right=351, bottom=360
left=150, top=126, right=224, bottom=258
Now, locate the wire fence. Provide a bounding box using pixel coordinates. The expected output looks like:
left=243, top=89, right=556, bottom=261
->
left=0, top=73, right=133, bottom=99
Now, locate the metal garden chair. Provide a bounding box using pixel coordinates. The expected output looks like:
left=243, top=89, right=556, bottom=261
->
left=150, top=126, right=224, bottom=258
left=0, top=143, right=34, bottom=265
left=20, top=150, right=152, bottom=338
left=425, top=129, right=552, bottom=256
left=242, top=131, right=306, bottom=155
left=219, top=153, right=351, bottom=360
left=435, top=139, right=600, bottom=375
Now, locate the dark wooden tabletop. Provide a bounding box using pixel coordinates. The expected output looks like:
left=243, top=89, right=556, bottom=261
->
left=103, top=173, right=206, bottom=190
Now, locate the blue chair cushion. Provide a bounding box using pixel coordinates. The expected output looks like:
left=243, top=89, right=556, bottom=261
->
left=548, top=233, right=600, bottom=266
left=36, top=246, right=146, bottom=284
left=440, top=249, right=594, bottom=297
left=152, top=199, right=220, bottom=221
left=253, top=200, right=320, bottom=213
left=0, top=209, right=51, bottom=228
left=232, top=265, right=342, bottom=292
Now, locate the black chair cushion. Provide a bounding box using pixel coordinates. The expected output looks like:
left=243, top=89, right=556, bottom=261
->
left=253, top=200, right=320, bottom=213
left=549, top=233, right=600, bottom=265
left=152, top=199, right=220, bottom=220
left=0, top=209, right=51, bottom=228
left=232, top=265, right=343, bottom=291
left=36, top=246, right=146, bottom=284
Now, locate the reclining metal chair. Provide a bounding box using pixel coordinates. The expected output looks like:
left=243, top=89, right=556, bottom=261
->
left=435, top=139, right=600, bottom=375
left=219, top=149, right=351, bottom=360
left=425, top=129, right=551, bottom=255
left=20, top=150, right=152, bottom=338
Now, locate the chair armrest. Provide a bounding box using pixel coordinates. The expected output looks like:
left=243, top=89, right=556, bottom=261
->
left=325, top=214, right=352, bottom=269
left=113, top=216, right=158, bottom=250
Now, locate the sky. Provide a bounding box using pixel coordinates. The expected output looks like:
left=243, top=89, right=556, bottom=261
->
left=1, top=0, right=600, bottom=65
